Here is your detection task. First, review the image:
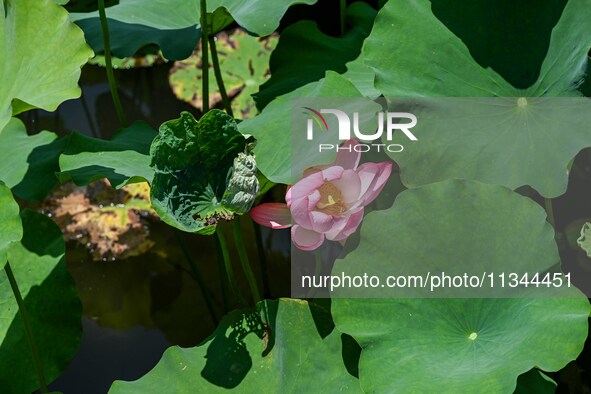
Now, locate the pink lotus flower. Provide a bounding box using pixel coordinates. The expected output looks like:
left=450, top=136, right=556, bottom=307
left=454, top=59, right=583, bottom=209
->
left=250, top=140, right=392, bottom=250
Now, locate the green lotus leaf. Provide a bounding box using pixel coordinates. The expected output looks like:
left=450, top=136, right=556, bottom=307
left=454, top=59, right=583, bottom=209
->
left=332, top=180, right=590, bottom=393
left=254, top=2, right=376, bottom=109
left=366, top=0, right=590, bottom=97
left=365, top=0, right=591, bottom=197
left=239, top=71, right=382, bottom=184
left=0, top=0, right=93, bottom=132
left=70, top=0, right=200, bottom=60
left=0, top=210, right=82, bottom=393
left=207, top=0, right=317, bottom=36
left=71, top=0, right=316, bottom=60
left=332, top=180, right=566, bottom=298
left=0, top=183, right=22, bottom=269
left=169, top=29, right=278, bottom=118
left=577, top=222, right=591, bottom=258
left=580, top=60, right=591, bottom=96
left=341, top=55, right=380, bottom=100
left=0, top=118, right=66, bottom=201
left=58, top=121, right=157, bottom=188
left=388, top=97, right=591, bottom=198
left=110, top=299, right=361, bottom=393
left=150, top=110, right=256, bottom=234
left=333, top=296, right=588, bottom=394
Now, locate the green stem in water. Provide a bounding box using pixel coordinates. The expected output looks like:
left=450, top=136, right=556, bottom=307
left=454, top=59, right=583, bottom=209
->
left=208, top=35, right=233, bottom=117
left=215, top=227, right=246, bottom=305
left=4, top=262, right=48, bottom=393
left=233, top=217, right=261, bottom=304
left=306, top=249, right=323, bottom=298
left=339, top=0, right=347, bottom=36
left=213, top=235, right=230, bottom=313
left=173, top=230, right=218, bottom=326
left=314, top=249, right=323, bottom=278
left=200, top=0, right=210, bottom=113
left=252, top=221, right=270, bottom=297
left=98, top=0, right=128, bottom=128
left=545, top=198, right=555, bottom=229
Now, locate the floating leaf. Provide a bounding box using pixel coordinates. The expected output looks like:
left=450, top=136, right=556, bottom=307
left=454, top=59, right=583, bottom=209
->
left=0, top=183, right=22, bottom=269
left=42, top=180, right=155, bottom=261
left=58, top=121, right=157, bottom=188
left=255, top=2, right=376, bottom=109
left=0, top=118, right=66, bottom=200
left=239, top=71, right=382, bottom=184
left=364, top=0, right=591, bottom=197
left=331, top=180, right=590, bottom=392
left=110, top=299, right=361, bottom=393
left=150, top=110, right=256, bottom=234
left=169, top=29, right=277, bottom=118
left=0, top=0, right=93, bottom=132
left=577, top=222, right=591, bottom=258
left=0, top=210, right=82, bottom=393
left=88, top=52, right=167, bottom=69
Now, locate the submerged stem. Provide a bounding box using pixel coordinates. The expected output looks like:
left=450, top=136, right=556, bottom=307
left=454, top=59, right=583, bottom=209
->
left=306, top=249, right=323, bottom=298
left=314, top=249, right=323, bottom=278
left=98, top=0, right=128, bottom=128
left=208, top=35, right=233, bottom=117
left=173, top=230, right=218, bottom=326
left=214, top=235, right=230, bottom=313
left=252, top=221, right=271, bottom=297
left=233, top=217, right=261, bottom=304
left=545, top=198, right=555, bottom=229
left=215, top=227, right=246, bottom=305
left=4, top=263, right=48, bottom=393
left=339, top=0, right=347, bottom=35
left=200, top=0, right=210, bottom=113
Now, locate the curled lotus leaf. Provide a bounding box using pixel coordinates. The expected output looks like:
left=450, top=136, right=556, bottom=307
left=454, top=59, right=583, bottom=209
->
left=150, top=110, right=257, bottom=234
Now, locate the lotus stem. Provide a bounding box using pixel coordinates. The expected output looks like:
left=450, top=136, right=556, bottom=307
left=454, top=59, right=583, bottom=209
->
left=200, top=0, right=210, bottom=113
left=545, top=198, right=555, bottom=229
left=306, top=249, right=323, bottom=298
left=208, top=35, right=234, bottom=117
left=215, top=227, right=246, bottom=305
left=234, top=217, right=261, bottom=304
left=173, top=230, right=218, bottom=325
left=252, top=221, right=271, bottom=297
left=4, top=262, right=48, bottom=393
left=340, top=0, right=347, bottom=35
left=98, top=0, right=128, bottom=128
left=213, top=235, right=230, bottom=313
left=314, top=248, right=323, bottom=278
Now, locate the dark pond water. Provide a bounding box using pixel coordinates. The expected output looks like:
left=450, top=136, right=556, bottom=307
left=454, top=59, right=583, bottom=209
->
left=21, top=63, right=291, bottom=393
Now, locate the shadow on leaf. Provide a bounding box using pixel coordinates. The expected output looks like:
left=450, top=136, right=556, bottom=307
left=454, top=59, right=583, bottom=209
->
left=430, top=0, right=567, bottom=88
left=200, top=300, right=277, bottom=388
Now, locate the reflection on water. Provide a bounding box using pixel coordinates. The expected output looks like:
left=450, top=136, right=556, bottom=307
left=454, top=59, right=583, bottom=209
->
left=22, top=63, right=198, bottom=139
left=19, top=63, right=291, bottom=391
